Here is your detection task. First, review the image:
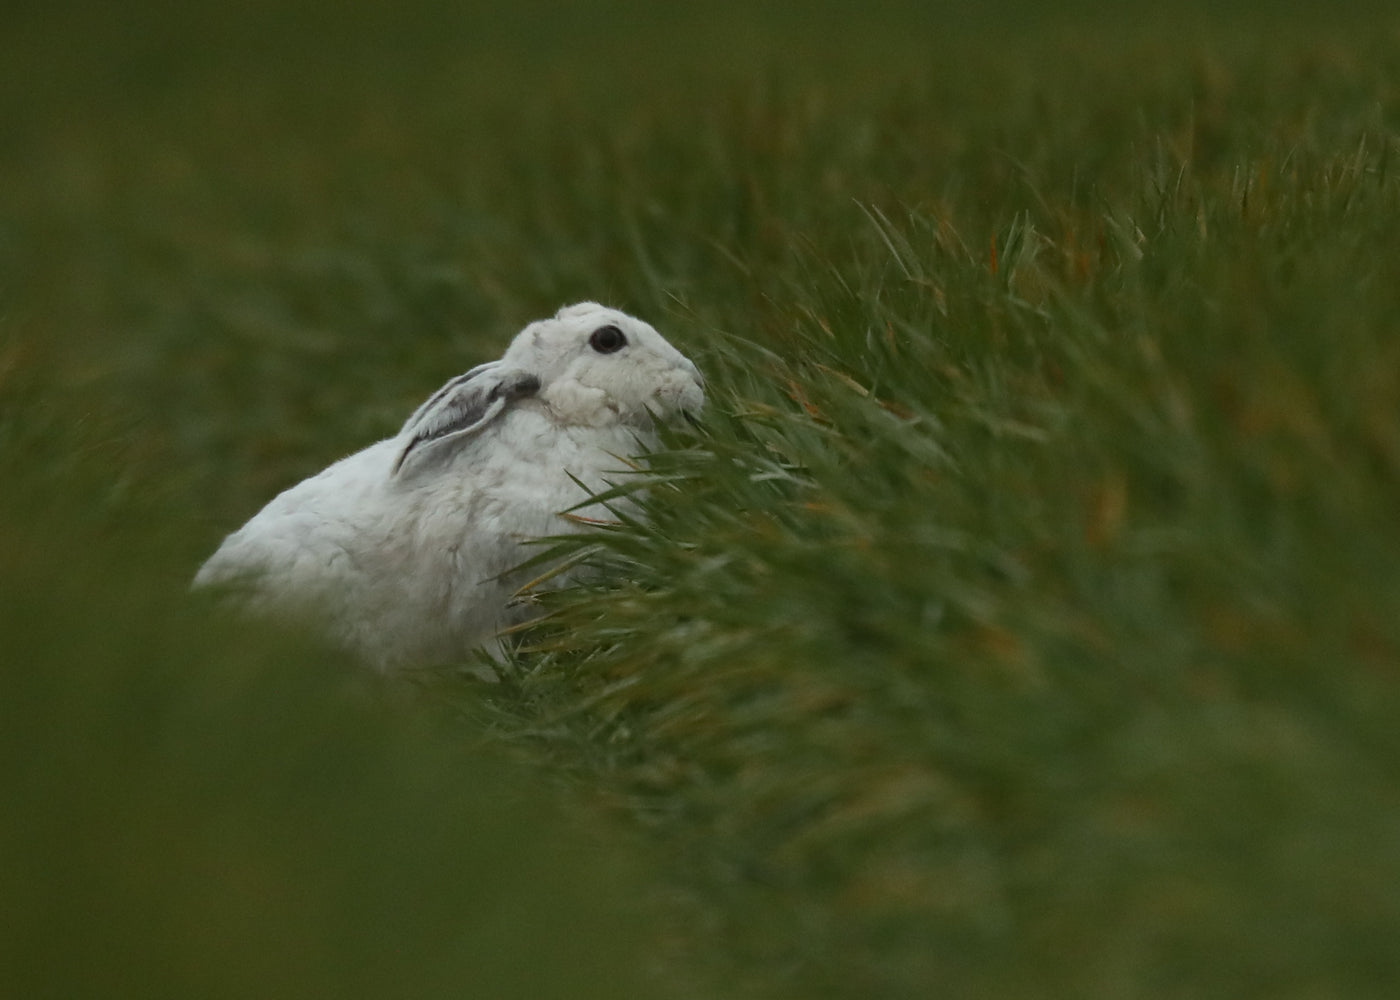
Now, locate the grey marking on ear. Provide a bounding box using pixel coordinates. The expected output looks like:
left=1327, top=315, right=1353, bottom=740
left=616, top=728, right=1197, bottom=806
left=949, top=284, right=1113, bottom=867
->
left=399, top=361, right=497, bottom=432
left=392, top=369, right=541, bottom=476
left=490, top=372, right=541, bottom=403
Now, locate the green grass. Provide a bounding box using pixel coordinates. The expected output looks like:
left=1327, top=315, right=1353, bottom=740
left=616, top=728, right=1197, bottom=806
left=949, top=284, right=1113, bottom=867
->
left=5, top=3, right=1400, bottom=997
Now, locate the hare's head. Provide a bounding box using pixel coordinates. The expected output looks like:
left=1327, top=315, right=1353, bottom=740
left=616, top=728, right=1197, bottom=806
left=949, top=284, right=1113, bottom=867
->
left=504, top=302, right=704, bottom=428
left=393, top=303, right=703, bottom=476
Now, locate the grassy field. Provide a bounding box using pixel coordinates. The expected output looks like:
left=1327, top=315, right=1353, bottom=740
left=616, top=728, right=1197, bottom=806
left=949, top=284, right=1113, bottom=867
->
left=5, top=2, right=1400, bottom=997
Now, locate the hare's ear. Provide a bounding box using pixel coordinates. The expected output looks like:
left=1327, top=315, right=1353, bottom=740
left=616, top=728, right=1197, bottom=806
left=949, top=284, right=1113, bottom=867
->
left=392, top=364, right=540, bottom=476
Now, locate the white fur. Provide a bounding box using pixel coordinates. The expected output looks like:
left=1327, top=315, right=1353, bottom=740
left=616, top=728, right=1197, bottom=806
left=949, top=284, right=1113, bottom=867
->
left=194, top=302, right=703, bottom=671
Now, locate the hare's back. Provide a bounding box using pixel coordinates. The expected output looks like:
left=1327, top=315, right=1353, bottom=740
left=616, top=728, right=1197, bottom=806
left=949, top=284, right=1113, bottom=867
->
left=194, top=439, right=397, bottom=588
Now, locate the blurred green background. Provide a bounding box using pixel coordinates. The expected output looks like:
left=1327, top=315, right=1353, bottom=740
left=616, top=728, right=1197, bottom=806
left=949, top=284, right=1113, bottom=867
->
left=4, top=2, right=1400, bottom=997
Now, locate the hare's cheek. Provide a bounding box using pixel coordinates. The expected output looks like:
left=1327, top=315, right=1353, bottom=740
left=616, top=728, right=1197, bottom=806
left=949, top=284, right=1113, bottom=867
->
left=541, top=380, right=610, bottom=426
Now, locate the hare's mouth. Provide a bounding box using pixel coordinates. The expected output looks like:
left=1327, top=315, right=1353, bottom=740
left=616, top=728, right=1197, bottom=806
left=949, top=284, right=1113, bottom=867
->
left=646, top=378, right=704, bottom=422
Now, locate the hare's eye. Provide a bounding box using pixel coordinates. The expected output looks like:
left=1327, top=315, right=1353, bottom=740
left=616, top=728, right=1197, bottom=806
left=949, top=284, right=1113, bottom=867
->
left=589, top=325, right=627, bottom=354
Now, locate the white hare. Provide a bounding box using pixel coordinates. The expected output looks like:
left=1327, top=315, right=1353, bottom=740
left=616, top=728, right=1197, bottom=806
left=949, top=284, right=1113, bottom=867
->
left=194, top=302, right=704, bottom=671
